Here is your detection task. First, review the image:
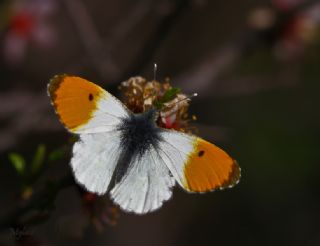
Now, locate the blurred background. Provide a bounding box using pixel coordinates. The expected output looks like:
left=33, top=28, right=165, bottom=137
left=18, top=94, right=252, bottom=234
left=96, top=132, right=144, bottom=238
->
left=0, top=0, right=320, bottom=245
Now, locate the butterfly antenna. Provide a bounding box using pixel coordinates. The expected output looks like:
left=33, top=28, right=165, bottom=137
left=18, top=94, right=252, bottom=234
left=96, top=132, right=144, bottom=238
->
left=160, top=92, right=198, bottom=116
left=175, top=92, right=198, bottom=105
left=153, top=63, right=157, bottom=81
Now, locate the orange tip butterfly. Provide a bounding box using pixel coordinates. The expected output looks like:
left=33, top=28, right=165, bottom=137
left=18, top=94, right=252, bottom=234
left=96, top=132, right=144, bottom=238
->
left=48, top=74, right=240, bottom=214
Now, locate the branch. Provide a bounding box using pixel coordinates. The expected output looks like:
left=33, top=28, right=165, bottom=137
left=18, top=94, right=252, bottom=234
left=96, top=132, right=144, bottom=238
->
left=114, top=0, right=192, bottom=83
left=173, top=0, right=319, bottom=95
left=61, top=0, right=119, bottom=79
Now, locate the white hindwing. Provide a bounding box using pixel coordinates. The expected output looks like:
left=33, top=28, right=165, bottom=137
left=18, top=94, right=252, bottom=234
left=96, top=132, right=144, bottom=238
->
left=157, top=130, right=195, bottom=189
left=110, top=146, right=175, bottom=214
left=71, top=131, right=122, bottom=194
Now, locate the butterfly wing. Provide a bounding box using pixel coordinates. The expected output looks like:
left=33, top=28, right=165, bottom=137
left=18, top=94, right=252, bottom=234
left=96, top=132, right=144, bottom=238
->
left=110, top=146, right=175, bottom=214
left=157, top=129, right=240, bottom=192
left=71, top=130, right=123, bottom=194
left=48, top=74, right=129, bottom=134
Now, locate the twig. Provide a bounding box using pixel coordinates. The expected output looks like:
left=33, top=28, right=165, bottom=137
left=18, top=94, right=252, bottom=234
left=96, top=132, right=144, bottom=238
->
left=0, top=91, right=58, bottom=152
left=106, top=0, right=153, bottom=48
left=173, top=0, right=320, bottom=95
left=115, top=0, right=192, bottom=83
left=61, top=0, right=191, bottom=85
left=61, top=0, right=119, bottom=79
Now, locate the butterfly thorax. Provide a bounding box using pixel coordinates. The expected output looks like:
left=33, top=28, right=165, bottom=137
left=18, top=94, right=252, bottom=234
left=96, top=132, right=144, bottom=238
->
left=113, top=109, right=162, bottom=184
left=118, top=109, right=161, bottom=152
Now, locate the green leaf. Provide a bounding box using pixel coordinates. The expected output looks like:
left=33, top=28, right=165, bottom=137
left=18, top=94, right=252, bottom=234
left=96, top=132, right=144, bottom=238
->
left=154, top=87, right=181, bottom=109
left=8, top=153, right=26, bottom=175
left=31, top=144, right=46, bottom=174
left=48, top=148, right=65, bottom=162
left=153, top=100, right=163, bottom=109
left=161, top=87, right=181, bottom=103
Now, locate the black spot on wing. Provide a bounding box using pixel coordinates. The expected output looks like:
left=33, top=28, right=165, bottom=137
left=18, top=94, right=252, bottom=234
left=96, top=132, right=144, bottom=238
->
left=89, top=93, right=94, bottom=101
left=198, top=150, right=205, bottom=157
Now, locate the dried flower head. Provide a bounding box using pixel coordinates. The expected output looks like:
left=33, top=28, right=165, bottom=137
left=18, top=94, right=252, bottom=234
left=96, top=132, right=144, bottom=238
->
left=119, top=76, right=197, bottom=133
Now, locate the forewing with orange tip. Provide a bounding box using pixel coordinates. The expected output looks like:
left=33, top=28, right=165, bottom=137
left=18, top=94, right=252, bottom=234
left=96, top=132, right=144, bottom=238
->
left=158, top=130, right=240, bottom=192
left=48, top=75, right=129, bottom=134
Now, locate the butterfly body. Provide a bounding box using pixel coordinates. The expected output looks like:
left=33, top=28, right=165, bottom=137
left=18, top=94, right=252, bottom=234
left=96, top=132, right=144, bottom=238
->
left=48, top=75, right=240, bottom=214
left=113, top=108, right=161, bottom=185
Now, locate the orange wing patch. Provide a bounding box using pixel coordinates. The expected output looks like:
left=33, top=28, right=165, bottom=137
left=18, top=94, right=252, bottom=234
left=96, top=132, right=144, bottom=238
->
left=183, top=139, right=240, bottom=192
left=48, top=74, right=104, bottom=132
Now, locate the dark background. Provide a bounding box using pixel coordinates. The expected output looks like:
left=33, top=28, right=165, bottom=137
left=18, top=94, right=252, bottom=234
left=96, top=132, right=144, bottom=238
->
left=0, top=0, right=320, bottom=245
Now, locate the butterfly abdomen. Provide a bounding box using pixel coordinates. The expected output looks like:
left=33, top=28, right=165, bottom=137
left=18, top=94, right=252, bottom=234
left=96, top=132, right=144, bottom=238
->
left=113, top=109, right=162, bottom=184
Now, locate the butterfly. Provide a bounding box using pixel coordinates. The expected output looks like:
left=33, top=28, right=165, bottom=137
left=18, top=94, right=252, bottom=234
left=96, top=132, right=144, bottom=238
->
left=48, top=74, right=240, bottom=214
